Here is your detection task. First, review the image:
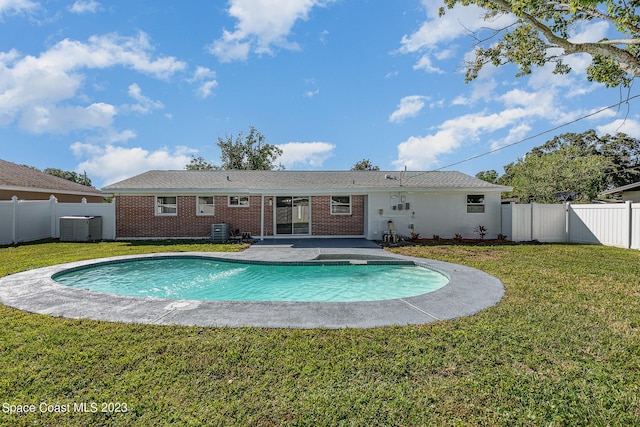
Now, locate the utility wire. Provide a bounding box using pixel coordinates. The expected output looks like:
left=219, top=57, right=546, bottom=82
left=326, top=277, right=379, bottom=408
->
left=428, top=93, right=640, bottom=172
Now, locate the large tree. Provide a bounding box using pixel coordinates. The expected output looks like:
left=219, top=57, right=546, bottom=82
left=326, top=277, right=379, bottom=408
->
left=502, top=148, right=611, bottom=202
left=482, top=130, right=640, bottom=202
left=186, top=127, right=284, bottom=171
left=351, top=159, right=380, bottom=171
left=440, top=0, right=640, bottom=87
left=529, top=130, right=640, bottom=187
left=217, top=126, right=283, bottom=170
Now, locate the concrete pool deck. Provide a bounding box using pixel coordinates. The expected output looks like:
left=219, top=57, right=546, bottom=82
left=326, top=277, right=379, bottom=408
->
left=0, top=239, right=505, bottom=328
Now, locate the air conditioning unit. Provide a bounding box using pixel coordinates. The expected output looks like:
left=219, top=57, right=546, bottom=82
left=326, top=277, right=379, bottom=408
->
left=211, top=223, right=229, bottom=242
left=60, top=216, right=102, bottom=242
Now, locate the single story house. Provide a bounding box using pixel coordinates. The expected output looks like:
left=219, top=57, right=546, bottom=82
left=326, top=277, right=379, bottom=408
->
left=102, top=170, right=511, bottom=241
left=0, top=159, right=105, bottom=203
left=599, top=181, right=640, bottom=202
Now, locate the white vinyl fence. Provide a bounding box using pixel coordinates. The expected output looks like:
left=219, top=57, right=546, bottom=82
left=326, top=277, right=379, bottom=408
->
left=502, top=201, right=639, bottom=249
left=0, top=196, right=115, bottom=245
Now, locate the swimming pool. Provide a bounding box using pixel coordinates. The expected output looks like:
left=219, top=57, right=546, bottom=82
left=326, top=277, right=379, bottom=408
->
left=52, top=256, right=449, bottom=302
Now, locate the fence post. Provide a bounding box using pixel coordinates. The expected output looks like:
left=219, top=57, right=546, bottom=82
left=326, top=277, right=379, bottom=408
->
left=49, top=195, right=58, bottom=239
left=11, top=195, right=18, bottom=244
left=626, top=200, right=633, bottom=249
left=565, top=202, right=571, bottom=243
left=530, top=202, right=535, bottom=241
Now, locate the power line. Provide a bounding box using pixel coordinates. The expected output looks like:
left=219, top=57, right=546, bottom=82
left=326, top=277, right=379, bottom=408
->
left=430, top=93, right=640, bottom=172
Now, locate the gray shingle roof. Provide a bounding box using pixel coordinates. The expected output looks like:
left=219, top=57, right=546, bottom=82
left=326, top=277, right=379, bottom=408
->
left=599, top=181, right=640, bottom=196
left=0, top=159, right=104, bottom=196
left=103, top=170, right=511, bottom=193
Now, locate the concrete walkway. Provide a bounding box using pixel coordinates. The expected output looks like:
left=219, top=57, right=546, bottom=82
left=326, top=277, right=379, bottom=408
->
left=0, top=239, right=505, bottom=328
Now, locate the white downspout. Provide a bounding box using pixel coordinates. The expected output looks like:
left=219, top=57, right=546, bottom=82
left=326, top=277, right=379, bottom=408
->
left=260, top=193, right=265, bottom=240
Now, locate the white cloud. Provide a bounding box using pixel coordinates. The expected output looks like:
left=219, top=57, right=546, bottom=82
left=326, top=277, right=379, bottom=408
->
left=393, top=107, right=541, bottom=170
left=19, top=102, right=116, bottom=133
left=189, top=66, right=218, bottom=98
left=393, top=130, right=460, bottom=170
left=68, top=0, right=100, bottom=14
left=304, top=88, right=319, bottom=98
left=569, top=20, right=609, bottom=44
left=0, top=32, right=185, bottom=132
left=276, top=141, right=335, bottom=168
left=389, top=95, right=428, bottom=123
left=122, top=83, right=164, bottom=114
left=413, top=55, right=443, bottom=73
left=0, top=0, right=37, bottom=17
left=597, top=119, right=640, bottom=138
left=490, top=122, right=531, bottom=150
left=303, top=78, right=319, bottom=98
left=209, top=0, right=334, bottom=62
left=72, top=143, right=196, bottom=186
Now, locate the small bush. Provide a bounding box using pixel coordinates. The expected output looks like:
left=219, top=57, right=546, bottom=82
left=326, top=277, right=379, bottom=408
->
left=474, top=225, right=487, bottom=240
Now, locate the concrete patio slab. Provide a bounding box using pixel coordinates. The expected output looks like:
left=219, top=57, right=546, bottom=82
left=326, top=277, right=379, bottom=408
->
left=0, top=239, right=505, bottom=328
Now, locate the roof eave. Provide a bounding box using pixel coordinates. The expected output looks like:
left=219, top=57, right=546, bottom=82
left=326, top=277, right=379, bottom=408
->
left=1, top=185, right=106, bottom=198
left=104, top=185, right=512, bottom=195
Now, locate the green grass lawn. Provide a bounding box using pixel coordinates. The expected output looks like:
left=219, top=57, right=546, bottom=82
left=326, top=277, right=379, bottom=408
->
left=0, top=241, right=639, bottom=426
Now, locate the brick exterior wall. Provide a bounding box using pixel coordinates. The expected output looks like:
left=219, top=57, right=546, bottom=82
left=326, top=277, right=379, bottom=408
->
left=115, top=194, right=364, bottom=239
left=311, top=195, right=365, bottom=236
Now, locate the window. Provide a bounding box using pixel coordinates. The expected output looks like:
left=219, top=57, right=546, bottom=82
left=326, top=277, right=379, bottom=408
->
left=331, top=195, right=352, bottom=215
left=467, top=194, right=485, bottom=213
left=156, top=196, right=177, bottom=215
left=197, top=196, right=215, bottom=216
left=228, top=195, right=250, bottom=207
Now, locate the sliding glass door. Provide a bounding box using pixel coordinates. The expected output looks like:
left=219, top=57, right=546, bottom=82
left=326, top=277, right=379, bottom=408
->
left=275, top=196, right=310, bottom=235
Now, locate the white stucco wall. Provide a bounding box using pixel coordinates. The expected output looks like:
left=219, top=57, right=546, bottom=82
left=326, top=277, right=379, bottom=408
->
left=366, top=191, right=503, bottom=240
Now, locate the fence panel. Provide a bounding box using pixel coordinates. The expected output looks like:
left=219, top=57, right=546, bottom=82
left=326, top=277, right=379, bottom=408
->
left=510, top=203, right=533, bottom=241
left=632, top=205, right=640, bottom=250
left=0, top=201, right=15, bottom=245
left=16, top=200, right=52, bottom=243
left=569, top=204, right=630, bottom=248
left=0, top=198, right=115, bottom=244
left=501, top=204, right=513, bottom=240
left=504, top=202, right=637, bottom=249
left=533, top=203, right=566, bottom=242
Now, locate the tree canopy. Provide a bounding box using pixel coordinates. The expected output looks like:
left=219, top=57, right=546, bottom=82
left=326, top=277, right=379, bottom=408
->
left=479, top=130, right=640, bottom=202
left=440, top=0, right=640, bottom=87
left=44, top=168, right=92, bottom=187
left=186, top=156, right=218, bottom=171
left=185, top=127, right=283, bottom=171
left=351, top=159, right=380, bottom=171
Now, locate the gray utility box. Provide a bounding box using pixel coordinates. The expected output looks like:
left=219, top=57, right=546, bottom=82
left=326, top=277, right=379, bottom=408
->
left=60, top=216, right=103, bottom=242
left=211, top=223, right=229, bottom=242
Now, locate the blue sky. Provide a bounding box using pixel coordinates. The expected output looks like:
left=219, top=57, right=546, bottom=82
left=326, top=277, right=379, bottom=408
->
left=1, top=0, right=639, bottom=188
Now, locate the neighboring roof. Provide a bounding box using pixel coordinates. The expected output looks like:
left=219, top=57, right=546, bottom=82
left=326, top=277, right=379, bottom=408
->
left=103, top=170, right=512, bottom=193
left=599, top=181, right=640, bottom=196
left=0, top=159, right=104, bottom=197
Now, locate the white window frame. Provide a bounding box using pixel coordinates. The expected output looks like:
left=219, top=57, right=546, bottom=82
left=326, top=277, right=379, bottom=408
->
left=466, top=194, right=485, bottom=214
left=155, top=196, right=177, bottom=216
left=196, top=196, right=215, bottom=216
left=330, top=195, right=352, bottom=215
left=228, top=195, right=250, bottom=207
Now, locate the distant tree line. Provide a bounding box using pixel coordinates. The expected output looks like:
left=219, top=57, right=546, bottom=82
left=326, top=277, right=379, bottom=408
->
left=22, top=165, right=93, bottom=187
left=476, top=130, right=640, bottom=203
left=43, top=168, right=92, bottom=187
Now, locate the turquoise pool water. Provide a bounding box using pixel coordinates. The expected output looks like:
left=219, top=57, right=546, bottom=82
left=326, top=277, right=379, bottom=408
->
left=52, top=257, right=449, bottom=302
